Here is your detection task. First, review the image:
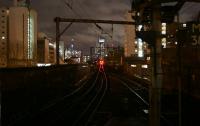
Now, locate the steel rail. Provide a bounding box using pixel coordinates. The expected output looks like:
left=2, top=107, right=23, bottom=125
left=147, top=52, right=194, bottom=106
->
left=72, top=71, right=107, bottom=126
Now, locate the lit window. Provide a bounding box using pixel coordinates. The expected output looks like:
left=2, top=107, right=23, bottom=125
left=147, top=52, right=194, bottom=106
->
left=161, top=38, right=166, bottom=48
left=141, top=65, right=148, bottom=68
left=37, top=63, right=51, bottom=67
left=162, top=23, right=166, bottom=26
left=138, top=25, right=143, bottom=31
left=138, top=50, right=143, bottom=57
left=1, top=36, right=5, bottom=40
left=183, top=23, right=187, bottom=27
left=161, top=23, right=166, bottom=35
left=137, top=12, right=140, bottom=16
left=147, top=57, right=150, bottom=61
left=131, top=64, right=137, bottom=67
left=135, top=49, right=138, bottom=53
left=161, top=31, right=166, bottom=35
left=135, top=41, right=137, bottom=44
left=137, top=39, right=143, bottom=57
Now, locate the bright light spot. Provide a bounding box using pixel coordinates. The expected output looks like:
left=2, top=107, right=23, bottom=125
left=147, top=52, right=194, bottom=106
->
left=161, top=23, right=166, bottom=35
left=143, top=109, right=149, bottom=114
left=99, top=38, right=105, bottom=43
left=162, top=22, right=166, bottom=26
left=161, top=31, right=166, bottom=35
left=99, top=60, right=104, bottom=65
left=131, top=64, right=137, bottom=67
left=141, top=65, right=148, bottom=68
left=1, top=36, right=5, bottom=40
left=175, top=41, right=178, bottom=45
left=82, top=65, right=88, bottom=68
left=135, top=41, right=137, bottom=44
left=49, top=43, right=55, bottom=48
left=138, top=51, right=143, bottom=57
left=46, top=64, right=51, bottom=66
left=138, top=25, right=143, bottom=31
left=138, top=38, right=142, bottom=42
left=161, top=38, right=167, bottom=48
left=49, top=43, right=53, bottom=46
left=183, top=23, right=187, bottom=27
left=138, top=41, right=143, bottom=47
left=135, top=49, right=138, bottom=53
left=137, top=12, right=140, bottom=16
left=137, top=40, right=143, bottom=57
left=98, top=59, right=104, bottom=72
left=147, top=57, right=150, bottom=61
left=37, top=63, right=51, bottom=67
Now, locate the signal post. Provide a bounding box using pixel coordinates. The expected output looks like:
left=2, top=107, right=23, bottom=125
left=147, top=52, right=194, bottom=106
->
left=150, top=1, right=162, bottom=126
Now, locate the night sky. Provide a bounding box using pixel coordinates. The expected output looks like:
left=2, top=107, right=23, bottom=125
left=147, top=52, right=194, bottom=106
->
left=1, top=0, right=200, bottom=55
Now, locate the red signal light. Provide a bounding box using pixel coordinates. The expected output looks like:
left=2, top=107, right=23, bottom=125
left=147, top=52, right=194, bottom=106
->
left=98, top=59, right=104, bottom=72
left=99, top=60, right=104, bottom=65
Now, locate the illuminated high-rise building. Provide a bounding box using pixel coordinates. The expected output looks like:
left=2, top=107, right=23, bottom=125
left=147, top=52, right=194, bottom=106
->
left=124, top=11, right=136, bottom=57
left=0, top=1, right=37, bottom=67
left=37, top=33, right=56, bottom=64
left=49, top=41, right=56, bottom=64
left=95, top=37, right=106, bottom=58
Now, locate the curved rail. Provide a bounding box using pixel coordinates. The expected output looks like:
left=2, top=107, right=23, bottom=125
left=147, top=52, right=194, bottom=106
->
left=113, top=74, right=174, bottom=126
left=72, top=69, right=108, bottom=126
left=9, top=72, right=99, bottom=126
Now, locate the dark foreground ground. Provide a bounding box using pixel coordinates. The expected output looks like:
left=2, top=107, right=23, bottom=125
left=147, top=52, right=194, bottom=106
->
left=1, top=65, right=200, bottom=126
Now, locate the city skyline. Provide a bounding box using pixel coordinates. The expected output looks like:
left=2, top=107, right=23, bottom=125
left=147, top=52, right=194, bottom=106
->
left=1, top=0, right=200, bottom=55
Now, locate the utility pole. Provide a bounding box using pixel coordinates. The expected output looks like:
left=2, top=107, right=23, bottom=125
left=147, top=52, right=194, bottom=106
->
left=55, top=18, right=60, bottom=65
left=176, top=13, right=182, bottom=126
left=150, top=0, right=162, bottom=126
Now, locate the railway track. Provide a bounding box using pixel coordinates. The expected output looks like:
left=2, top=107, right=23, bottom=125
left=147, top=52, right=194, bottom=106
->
left=5, top=68, right=177, bottom=126
left=111, top=73, right=175, bottom=126
left=8, top=69, right=108, bottom=126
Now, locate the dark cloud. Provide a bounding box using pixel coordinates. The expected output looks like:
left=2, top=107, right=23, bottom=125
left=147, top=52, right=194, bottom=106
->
left=32, top=0, right=131, bottom=55
left=0, top=0, right=131, bottom=55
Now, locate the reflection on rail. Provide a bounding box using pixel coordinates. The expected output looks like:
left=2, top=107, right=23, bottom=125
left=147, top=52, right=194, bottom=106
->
left=8, top=67, right=108, bottom=126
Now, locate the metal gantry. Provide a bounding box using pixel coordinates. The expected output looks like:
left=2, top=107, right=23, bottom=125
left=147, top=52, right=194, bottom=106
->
left=54, top=17, right=135, bottom=65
